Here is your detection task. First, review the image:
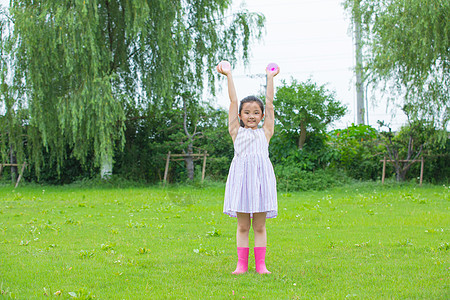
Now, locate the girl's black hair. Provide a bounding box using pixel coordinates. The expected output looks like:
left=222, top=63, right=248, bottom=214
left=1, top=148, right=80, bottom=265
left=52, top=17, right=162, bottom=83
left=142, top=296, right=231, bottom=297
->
left=238, top=96, right=264, bottom=127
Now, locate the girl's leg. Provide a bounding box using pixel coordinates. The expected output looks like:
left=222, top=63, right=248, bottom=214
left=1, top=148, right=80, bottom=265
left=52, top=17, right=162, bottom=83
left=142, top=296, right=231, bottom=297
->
left=232, top=213, right=251, bottom=274
left=236, top=213, right=251, bottom=247
left=252, top=212, right=267, bottom=247
left=252, top=212, right=271, bottom=274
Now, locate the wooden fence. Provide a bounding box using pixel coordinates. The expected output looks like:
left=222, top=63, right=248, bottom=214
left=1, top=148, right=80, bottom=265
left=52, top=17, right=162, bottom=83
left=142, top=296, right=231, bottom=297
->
left=380, top=156, right=424, bottom=185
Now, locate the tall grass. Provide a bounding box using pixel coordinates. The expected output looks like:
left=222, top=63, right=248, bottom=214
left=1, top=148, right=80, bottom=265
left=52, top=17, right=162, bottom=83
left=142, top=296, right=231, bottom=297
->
left=0, top=182, right=449, bottom=299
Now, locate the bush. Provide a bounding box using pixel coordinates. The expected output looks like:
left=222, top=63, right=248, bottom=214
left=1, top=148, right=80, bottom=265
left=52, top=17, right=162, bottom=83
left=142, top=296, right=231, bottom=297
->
left=270, top=128, right=339, bottom=172
left=275, top=164, right=351, bottom=192
left=24, top=148, right=97, bottom=185
left=328, top=124, right=384, bottom=180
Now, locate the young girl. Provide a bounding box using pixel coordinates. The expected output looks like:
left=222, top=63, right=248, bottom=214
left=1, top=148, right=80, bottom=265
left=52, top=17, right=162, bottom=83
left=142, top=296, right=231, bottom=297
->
left=217, top=61, right=279, bottom=274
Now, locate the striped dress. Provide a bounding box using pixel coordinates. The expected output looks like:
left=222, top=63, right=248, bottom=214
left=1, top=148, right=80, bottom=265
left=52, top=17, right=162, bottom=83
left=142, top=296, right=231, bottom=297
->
left=223, top=126, right=278, bottom=218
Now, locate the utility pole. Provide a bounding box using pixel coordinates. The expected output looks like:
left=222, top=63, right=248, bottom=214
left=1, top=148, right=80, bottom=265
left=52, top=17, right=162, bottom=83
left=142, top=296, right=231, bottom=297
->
left=354, top=0, right=365, bottom=125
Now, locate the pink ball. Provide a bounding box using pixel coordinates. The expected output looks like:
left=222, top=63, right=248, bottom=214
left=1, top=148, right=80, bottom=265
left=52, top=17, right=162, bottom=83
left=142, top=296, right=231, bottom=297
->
left=220, top=60, right=231, bottom=71
left=266, top=63, right=279, bottom=72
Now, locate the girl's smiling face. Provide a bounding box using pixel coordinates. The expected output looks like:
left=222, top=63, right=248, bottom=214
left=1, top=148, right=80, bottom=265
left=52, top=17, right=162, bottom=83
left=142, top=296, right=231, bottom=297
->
left=239, top=101, right=264, bottom=129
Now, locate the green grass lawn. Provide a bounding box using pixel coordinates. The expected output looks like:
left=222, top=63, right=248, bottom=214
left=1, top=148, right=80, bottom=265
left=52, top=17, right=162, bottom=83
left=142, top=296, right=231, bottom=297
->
left=0, top=182, right=449, bottom=299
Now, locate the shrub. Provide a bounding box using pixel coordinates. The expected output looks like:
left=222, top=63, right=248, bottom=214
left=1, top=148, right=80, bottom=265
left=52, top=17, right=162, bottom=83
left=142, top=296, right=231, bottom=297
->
left=270, top=128, right=339, bottom=172
left=275, top=164, right=351, bottom=192
left=328, top=124, right=384, bottom=180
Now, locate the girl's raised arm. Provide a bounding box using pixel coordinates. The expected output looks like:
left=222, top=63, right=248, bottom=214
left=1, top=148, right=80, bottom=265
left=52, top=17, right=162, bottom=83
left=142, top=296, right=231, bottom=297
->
left=263, top=64, right=280, bottom=143
left=217, top=61, right=240, bottom=142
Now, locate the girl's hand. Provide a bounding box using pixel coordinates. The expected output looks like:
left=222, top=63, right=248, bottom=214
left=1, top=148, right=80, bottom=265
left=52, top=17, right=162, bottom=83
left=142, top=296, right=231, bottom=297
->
left=217, top=60, right=232, bottom=76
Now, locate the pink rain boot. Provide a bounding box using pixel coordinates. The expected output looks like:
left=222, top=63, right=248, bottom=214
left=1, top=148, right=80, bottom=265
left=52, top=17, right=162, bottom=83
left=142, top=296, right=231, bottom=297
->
left=254, top=247, right=271, bottom=274
left=232, top=247, right=249, bottom=274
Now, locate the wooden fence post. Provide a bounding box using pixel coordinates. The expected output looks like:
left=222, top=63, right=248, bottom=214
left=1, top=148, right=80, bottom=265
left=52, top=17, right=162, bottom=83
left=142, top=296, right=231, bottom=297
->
left=14, top=163, right=27, bottom=188
left=420, top=156, right=424, bottom=186
left=201, top=151, right=207, bottom=183
left=163, top=151, right=171, bottom=185
left=382, top=156, right=386, bottom=184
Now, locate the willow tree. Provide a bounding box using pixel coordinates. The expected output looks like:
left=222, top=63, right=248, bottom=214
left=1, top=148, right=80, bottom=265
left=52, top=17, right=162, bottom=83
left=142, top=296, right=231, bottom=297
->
left=344, top=0, right=450, bottom=129
left=0, top=6, right=25, bottom=183
left=2, top=0, right=264, bottom=178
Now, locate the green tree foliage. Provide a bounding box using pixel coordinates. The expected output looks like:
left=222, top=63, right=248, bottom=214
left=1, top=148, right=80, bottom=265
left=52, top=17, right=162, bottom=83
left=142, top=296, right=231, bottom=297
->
left=269, top=78, right=347, bottom=191
left=344, top=0, right=450, bottom=128
left=114, top=99, right=233, bottom=183
left=270, top=125, right=350, bottom=192
left=274, top=78, right=347, bottom=149
left=1, top=0, right=264, bottom=179
left=329, top=124, right=383, bottom=180
left=0, top=7, right=22, bottom=182
left=327, top=121, right=450, bottom=183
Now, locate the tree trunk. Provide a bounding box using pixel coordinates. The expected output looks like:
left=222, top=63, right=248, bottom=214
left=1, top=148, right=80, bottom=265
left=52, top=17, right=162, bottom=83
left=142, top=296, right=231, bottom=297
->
left=184, top=144, right=195, bottom=181
left=101, top=153, right=113, bottom=179
left=298, top=121, right=307, bottom=149
left=182, top=95, right=199, bottom=181
left=396, top=165, right=407, bottom=181
left=185, top=157, right=194, bottom=181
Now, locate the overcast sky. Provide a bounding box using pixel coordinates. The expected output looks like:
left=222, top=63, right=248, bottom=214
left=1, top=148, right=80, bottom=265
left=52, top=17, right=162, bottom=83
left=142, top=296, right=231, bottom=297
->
left=0, top=0, right=408, bottom=130
left=221, top=0, right=408, bottom=130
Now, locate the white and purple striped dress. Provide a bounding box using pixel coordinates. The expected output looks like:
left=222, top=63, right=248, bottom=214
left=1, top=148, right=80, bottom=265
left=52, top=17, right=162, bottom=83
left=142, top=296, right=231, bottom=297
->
left=223, top=126, right=278, bottom=218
